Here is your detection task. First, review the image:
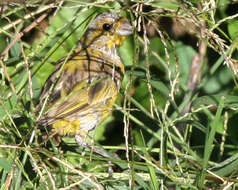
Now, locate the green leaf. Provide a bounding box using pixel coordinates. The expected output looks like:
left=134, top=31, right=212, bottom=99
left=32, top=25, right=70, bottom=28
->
left=0, top=157, right=11, bottom=172
left=147, top=0, right=179, bottom=10
left=119, top=36, right=134, bottom=66
left=176, top=43, right=196, bottom=88
left=192, top=94, right=238, bottom=109
left=150, top=80, right=170, bottom=97
left=197, top=96, right=225, bottom=188
left=0, top=94, right=18, bottom=118
left=203, top=67, right=232, bottom=94
left=10, top=40, right=21, bottom=57
left=214, top=153, right=238, bottom=176
left=0, top=35, right=7, bottom=53
left=228, top=20, right=238, bottom=40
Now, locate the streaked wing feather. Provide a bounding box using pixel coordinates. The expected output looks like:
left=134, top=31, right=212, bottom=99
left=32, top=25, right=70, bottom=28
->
left=38, top=48, right=122, bottom=126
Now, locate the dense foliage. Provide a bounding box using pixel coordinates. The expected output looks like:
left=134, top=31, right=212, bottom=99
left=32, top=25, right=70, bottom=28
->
left=0, top=0, right=238, bottom=189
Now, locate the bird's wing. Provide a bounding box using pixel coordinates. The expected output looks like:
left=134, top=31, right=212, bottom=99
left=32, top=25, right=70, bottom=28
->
left=38, top=49, right=119, bottom=126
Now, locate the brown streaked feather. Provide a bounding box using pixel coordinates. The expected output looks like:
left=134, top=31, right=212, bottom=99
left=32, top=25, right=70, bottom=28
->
left=38, top=48, right=123, bottom=126
left=41, top=77, right=117, bottom=125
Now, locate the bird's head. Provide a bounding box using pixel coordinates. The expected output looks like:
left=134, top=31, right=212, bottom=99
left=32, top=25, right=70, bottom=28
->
left=82, top=13, right=133, bottom=57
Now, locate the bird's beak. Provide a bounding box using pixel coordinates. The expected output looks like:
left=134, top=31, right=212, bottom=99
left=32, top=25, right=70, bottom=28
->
left=116, top=17, right=133, bottom=36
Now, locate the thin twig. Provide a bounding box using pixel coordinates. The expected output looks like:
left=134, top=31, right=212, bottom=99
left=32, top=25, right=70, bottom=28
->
left=180, top=17, right=207, bottom=135
left=1, top=12, right=50, bottom=58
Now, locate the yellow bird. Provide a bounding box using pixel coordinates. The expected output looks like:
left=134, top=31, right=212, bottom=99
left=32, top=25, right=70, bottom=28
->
left=37, top=12, right=133, bottom=147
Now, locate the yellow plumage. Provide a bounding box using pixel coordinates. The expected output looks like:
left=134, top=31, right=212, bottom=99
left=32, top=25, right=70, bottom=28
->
left=37, top=13, right=132, bottom=146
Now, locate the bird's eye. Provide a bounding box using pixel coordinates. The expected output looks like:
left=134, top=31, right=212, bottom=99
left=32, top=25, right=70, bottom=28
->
left=103, top=23, right=112, bottom=31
